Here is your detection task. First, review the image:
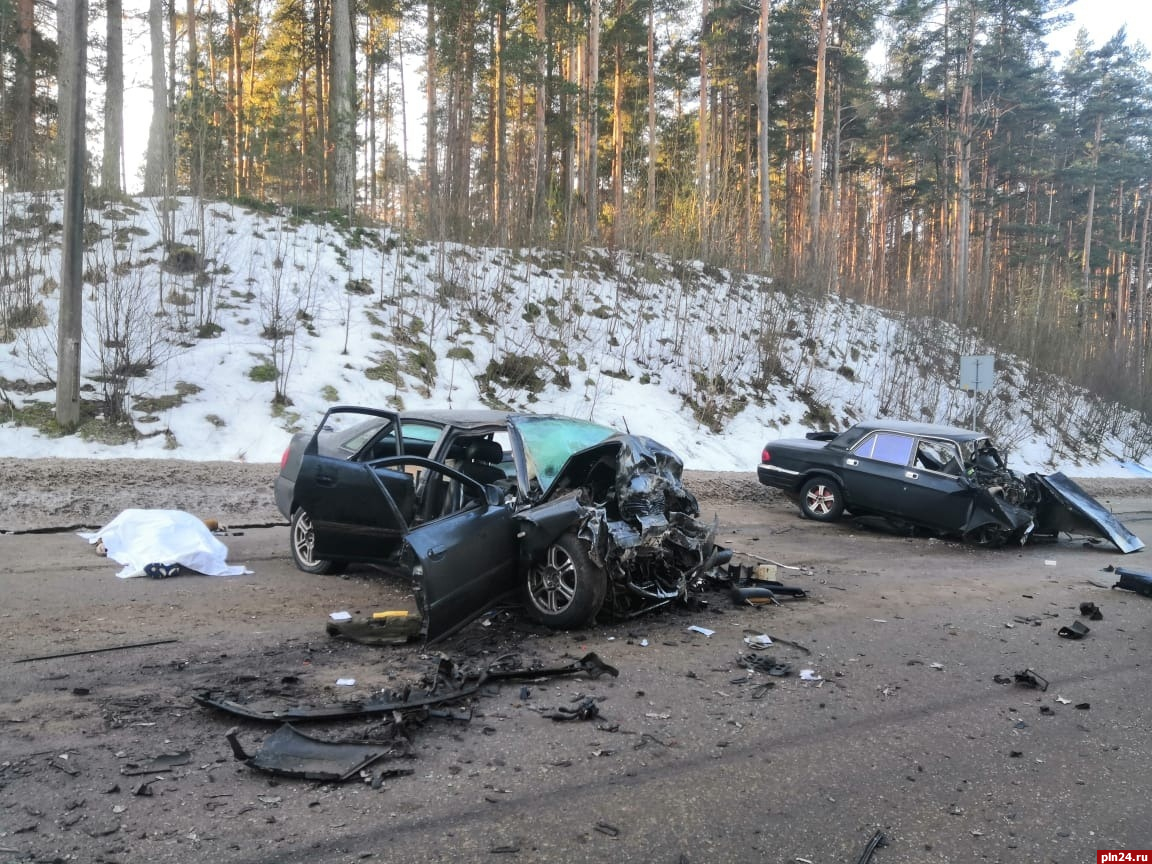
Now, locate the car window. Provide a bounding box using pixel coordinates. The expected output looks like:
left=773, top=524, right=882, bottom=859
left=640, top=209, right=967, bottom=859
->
left=403, top=422, right=442, bottom=443
left=853, top=432, right=915, bottom=465
left=509, top=415, right=617, bottom=493
left=916, top=439, right=963, bottom=475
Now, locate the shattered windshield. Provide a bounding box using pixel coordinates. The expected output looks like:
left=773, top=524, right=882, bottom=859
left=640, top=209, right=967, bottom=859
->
left=511, top=416, right=617, bottom=492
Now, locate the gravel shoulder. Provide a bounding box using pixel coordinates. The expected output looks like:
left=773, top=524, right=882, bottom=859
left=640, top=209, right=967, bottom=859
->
left=3, top=457, right=1152, bottom=533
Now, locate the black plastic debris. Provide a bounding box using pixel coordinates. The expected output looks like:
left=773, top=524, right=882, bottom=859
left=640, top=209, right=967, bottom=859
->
left=1075, top=702, right=1091, bottom=710
left=1112, top=567, right=1152, bottom=597
left=1079, top=602, right=1104, bottom=621
left=1058, top=620, right=1090, bottom=640
left=731, top=584, right=808, bottom=606
left=195, top=652, right=618, bottom=724
left=1013, top=669, right=1049, bottom=691
left=854, top=829, right=888, bottom=864
left=225, top=724, right=408, bottom=782
left=738, top=654, right=792, bottom=676
left=120, top=751, right=190, bottom=776
left=545, top=697, right=600, bottom=722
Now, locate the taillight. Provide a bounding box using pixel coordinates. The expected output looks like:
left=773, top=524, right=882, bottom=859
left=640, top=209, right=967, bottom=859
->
left=761, top=448, right=770, bottom=463
left=280, top=447, right=291, bottom=470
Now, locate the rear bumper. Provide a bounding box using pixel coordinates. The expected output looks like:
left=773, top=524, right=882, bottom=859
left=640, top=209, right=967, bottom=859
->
left=757, top=463, right=798, bottom=490
left=273, top=475, right=293, bottom=520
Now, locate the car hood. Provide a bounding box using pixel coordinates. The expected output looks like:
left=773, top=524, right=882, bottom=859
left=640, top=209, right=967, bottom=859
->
left=538, top=434, right=699, bottom=515
left=1030, top=472, right=1144, bottom=553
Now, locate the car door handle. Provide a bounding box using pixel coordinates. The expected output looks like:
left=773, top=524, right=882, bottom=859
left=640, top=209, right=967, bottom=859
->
left=427, top=547, right=445, bottom=561
left=846, top=458, right=859, bottom=466
left=316, top=473, right=336, bottom=487
left=904, top=471, right=918, bottom=480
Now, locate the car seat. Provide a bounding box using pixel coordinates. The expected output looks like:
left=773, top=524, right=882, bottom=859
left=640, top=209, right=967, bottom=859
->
left=458, top=438, right=506, bottom=487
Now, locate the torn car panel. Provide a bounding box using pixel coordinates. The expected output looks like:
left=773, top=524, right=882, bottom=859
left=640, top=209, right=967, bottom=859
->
left=225, top=724, right=400, bottom=782
left=1029, top=472, right=1144, bottom=554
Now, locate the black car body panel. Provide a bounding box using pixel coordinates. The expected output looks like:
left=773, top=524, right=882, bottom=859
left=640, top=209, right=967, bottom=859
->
left=758, top=420, right=1143, bottom=552
left=1031, top=472, right=1144, bottom=554
left=279, top=407, right=721, bottom=639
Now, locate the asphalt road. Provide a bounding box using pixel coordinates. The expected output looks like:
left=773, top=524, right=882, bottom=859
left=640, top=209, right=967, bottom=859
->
left=2, top=492, right=1151, bottom=864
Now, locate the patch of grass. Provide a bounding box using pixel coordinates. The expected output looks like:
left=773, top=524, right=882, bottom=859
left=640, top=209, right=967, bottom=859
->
left=249, top=362, right=278, bottom=383
left=133, top=382, right=200, bottom=414
left=321, top=384, right=340, bottom=402
left=481, top=355, right=546, bottom=395
left=197, top=322, right=224, bottom=338
left=205, top=414, right=226, bottom=428
left=364, top=351, right=402, bottom=386
left=446, top=346, right=474, bottom=362
left=346, top=278, right=373, bottom=295
left=10, top=398, right=137, bottom=443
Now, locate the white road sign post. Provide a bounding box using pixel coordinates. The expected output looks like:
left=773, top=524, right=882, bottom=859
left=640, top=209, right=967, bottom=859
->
left=959, top=354, right=995, bottom=430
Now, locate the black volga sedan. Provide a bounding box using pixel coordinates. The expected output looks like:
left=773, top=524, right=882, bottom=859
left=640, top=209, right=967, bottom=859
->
left=757, top=420, right=1143, bottom=552
left=275, top=407, right=725, bottom=641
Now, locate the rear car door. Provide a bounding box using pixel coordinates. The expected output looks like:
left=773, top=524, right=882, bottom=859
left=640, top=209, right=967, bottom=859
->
left=295, top=408, right=409, bottom=562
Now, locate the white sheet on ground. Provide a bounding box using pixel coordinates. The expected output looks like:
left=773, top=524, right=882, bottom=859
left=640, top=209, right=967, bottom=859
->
left=78, top=508, right=251, bottom=579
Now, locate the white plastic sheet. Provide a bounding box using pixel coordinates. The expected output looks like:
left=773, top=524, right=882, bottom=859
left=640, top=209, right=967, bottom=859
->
left=78, top=509, right=251, bottom=579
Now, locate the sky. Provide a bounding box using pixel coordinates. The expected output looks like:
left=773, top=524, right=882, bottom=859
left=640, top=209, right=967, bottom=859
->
left=2, top=196, right=1151, bottom=478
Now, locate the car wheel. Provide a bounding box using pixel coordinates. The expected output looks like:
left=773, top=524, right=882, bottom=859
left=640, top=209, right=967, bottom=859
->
left=290, top=508, right=346, bottom=575
left=799, top=477, right=844, bottom=522
left=523, top=532, right=607, bottom=629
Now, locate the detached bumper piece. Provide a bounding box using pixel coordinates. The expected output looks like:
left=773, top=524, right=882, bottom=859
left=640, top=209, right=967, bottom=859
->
left=1112, top=567, right=1152, bottom=597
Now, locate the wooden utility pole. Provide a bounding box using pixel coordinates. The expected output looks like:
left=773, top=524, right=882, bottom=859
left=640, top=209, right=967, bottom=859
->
left=57, top=0, right=88, bottom=429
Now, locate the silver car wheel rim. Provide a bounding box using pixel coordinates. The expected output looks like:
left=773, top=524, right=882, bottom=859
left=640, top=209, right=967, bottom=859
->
left=293, top=512, right=318, bottom=565
left=528, top=545, right=578, bottom=614
left=806, top=485, right=834, bottom=515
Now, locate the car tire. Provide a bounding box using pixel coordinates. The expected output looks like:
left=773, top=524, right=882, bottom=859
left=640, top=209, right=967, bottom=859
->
left=523, top=532, right=607, bottom=629
left=290, top=508, right=346, bottom=575
left=799, top=477, right=844, bottom=522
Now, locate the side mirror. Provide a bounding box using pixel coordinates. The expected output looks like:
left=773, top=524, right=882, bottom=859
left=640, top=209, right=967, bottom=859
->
left=484, top=485, right=504, bottom=507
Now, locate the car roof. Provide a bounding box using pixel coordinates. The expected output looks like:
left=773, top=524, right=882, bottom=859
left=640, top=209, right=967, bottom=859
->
left=848, top=419, right=987, bottom=442
left=398, top=408, right=511, bottom=429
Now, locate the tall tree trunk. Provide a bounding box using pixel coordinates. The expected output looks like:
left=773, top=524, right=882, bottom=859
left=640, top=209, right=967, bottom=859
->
left=331, top=0, right=355, bottom=214
left=144, top=0, right=169, bottom=196
left=807, top=0, right=828, bottom=268
left=532, top=0, right=547, bottom=235
left=755, top=0, right=771, bottom=269
left=953, top=1, right=976, bottom=328
left=425, top=0, right=439, bottom=235
left=1081, top=112, right=1103, bottom=328
left=492, top=1, right=506, bottom=242
left=698, top=0, right=710, bottom=255
left=585, top=0, right=600, bottom=238
left=645, top=0, right=656, bottom=223
left=102, top=0, right=124, bottom=193
left=228, top=0, right=246, bottom=197
left=610, top=0, right=624, bottom=245
left=187, top=0, right=204, bottom=198
left=10, top=0, right=35, bottom=187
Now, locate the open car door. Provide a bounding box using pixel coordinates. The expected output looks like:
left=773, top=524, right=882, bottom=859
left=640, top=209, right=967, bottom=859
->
left=368, top=456, right=520, bottom=642
left=295, top=407, right=410, bottom=562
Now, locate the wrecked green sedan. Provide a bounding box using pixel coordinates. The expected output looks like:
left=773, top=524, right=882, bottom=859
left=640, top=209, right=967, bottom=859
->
left=275, top=408, right=727, bottom=641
